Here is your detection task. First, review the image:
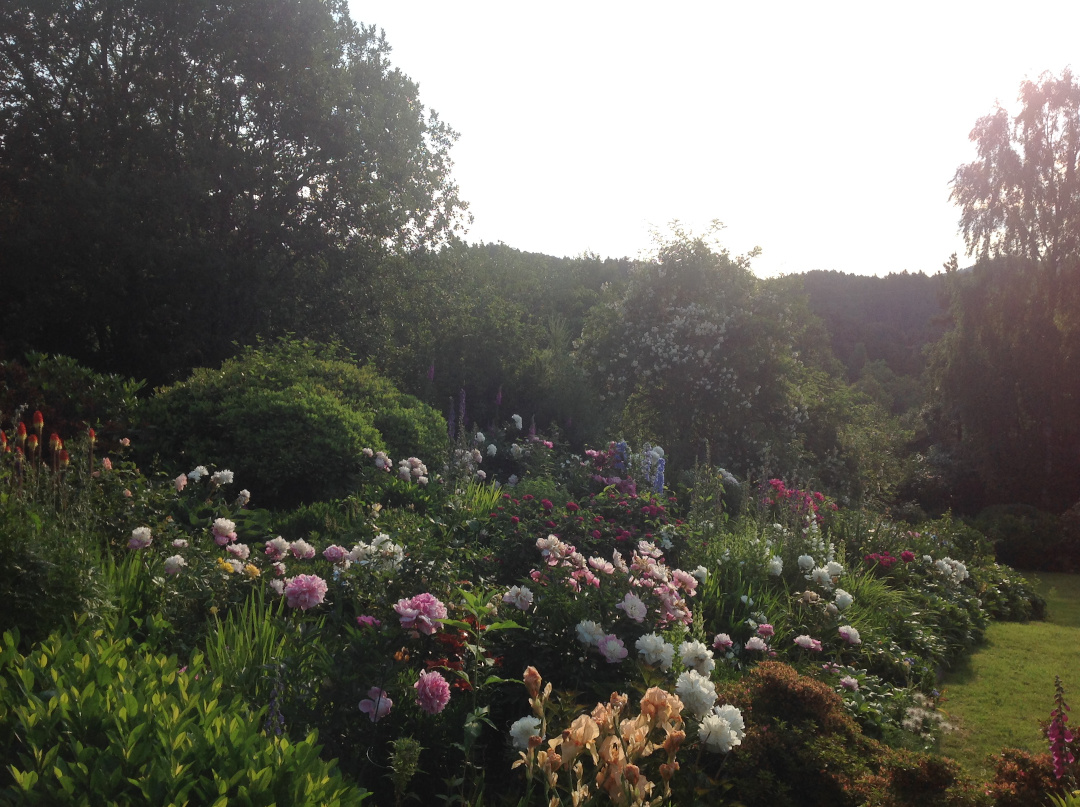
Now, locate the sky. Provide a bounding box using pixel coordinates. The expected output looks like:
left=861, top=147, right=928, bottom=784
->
left=348, top=1, right=1079, bottom=277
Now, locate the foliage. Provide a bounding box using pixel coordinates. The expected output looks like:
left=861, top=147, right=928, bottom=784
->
left=138, top=338, right=447, bottom=508
left=0, top=618, right=368, bottom=806
left=0, top=0, right=467, bottom=384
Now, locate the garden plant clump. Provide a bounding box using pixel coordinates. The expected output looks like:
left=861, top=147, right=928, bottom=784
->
left=0, top=376, right=1066, bottom=806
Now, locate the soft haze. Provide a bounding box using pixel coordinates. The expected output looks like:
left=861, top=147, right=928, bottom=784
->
left=350, top=1, right=1078, bottom=277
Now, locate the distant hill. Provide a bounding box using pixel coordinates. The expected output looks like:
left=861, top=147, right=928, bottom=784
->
left=798, top=270, right=948, bottom=381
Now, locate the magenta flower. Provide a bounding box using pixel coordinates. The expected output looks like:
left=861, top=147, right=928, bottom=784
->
left=900, top=550, right=916, bottom=563
left=713, top=633, right=734, bottom=651
left=356, top=615, right=382, bottom=629
left=359, top=687, right=392, bottom=722
left=415, top=670, right=451, bottom=714
left=322, top=544, right=349, bottom=564
left=757, top=623, right=775, bottom=638
left=395, top=593, right=448, bottom=635
left=283, top=574, right=328, bottom=610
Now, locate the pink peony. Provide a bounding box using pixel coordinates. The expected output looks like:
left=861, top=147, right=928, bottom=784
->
left=264, top=536, right=289, bottom=560
left=212, top=518, right=237, bottom=546
left=414, top=670, right=451, bottom=714
left=757, top=623, right=775, bottom=638
left=356, top=615, right=382, bottom=629
left=713, top=633, right=734, bottom=651
left=174, top=473, right=186, bottom=492
left=283, top=574, right=328, bottom=610
left=289, top=539, right=316, bottom=559
left=597, top=634, right=629, bottom=663
left=359, top=687, right=393, bottom=722
left=128, top=527, right=152, bottom=549
left=394, top=593, right=448, bottom=635
left=323, top=544, right=349, bottom=564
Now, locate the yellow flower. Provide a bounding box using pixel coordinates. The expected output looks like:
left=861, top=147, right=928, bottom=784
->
left=243, top=563, right=261, bottom=579
left=216, top=557, right=235, bottom=574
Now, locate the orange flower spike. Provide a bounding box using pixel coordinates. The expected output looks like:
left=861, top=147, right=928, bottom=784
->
left=32, top=410, right=43, bottom=436
left=15, top=422, right=26, bottom=446
left=87, top=428, right=96, bottom=445
left=49, top=433, right=62, bottom=453
left=27, top=434, right=38, bottom=452
left=0, top=430, right=7, bottom=452
left=59, top=450, right=70, bottom=469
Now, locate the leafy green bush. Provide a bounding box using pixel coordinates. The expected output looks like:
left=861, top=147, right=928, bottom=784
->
left=974, top=504, right=1078, bottom=572
left=138, top=338, right=447, bottom=508
left=0, top=618, right=368, bottom=806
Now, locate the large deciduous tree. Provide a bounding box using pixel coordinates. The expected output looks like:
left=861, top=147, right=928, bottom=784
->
left=930, top=69, right=1080, bottom=513
left=0, top=0, right=467, bottom=382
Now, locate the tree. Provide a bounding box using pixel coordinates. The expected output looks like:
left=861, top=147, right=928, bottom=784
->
left=951, top=68, right=1080, bottom=272
left=0, top=0, right=467, bottom=382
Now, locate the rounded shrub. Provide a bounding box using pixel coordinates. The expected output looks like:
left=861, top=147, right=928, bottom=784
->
left=138, top=338, right=447, bottom=508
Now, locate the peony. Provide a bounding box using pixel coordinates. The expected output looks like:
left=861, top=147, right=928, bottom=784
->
left=794, top=634, right=822, bottom=652
left=395, top=593, right=447, bottom=635
left=679, top=640, right=715, bottom=676
left=597, top=634, right=628, bottom=663
left=826, top=560, right=844, bottom=578
left=840, top=676, right=859, bottom=691
left=692, top=565, right=709, bottom=583
left=797, top=554, right=815, bottom=571
left=838, top=625, right=862, bottom=645
left=359, top=687, right=393, bottom=722
left=636, top=633, right=675, bottom=670
left=264, top=536, right=289, bottom=560
left=226, top=543, right=250, bottom=560
left=756, top=623, right=775, bottom=638
left=675, top=669, right=717, bottom=719
left=575, top=619, right=605, bottom=646
left=487, top=443, right=497, bottom=457
left=289, top=539, right=316, bottom=559
left=322, top=544, right=349, bottom=564
left=174, top=474, right=187, bottom=492
left=834, top=589, right=854, bottom=611
left=510, top=716, right=542, bottom=750
left=811, top=567, right=833, bottom=589
left=615, top=592, right=648, bottom=622
left=269, top=578, right=285, bottom=595
left=744, top=636, right=768, bottom=652
left=356, top=615, right=381, bottom=629
left=767, top=556, right=783, bottom=576
left=283, top=574, right=328, bottom=610
left=128, top=526, right=152, bottom=549
left=236, top=489, right=251, bottom=506
left=699, top=709, right=743, bottom=753
left=212, top=518, right=237, bottom=546
left=713, top=633, right=734, bottom=652
left=415, top=670, right=451, bottom=714
left=171, top=538, right=188, bottom=548
left=512, top=414, right=523, bottom=430
left=211, top=469, right=234, bottom=486
left=163, top=555, right=187, bottom=575
left=502, top=585, right=534, bottom=611
left=187, top=465, right=209, bottom=481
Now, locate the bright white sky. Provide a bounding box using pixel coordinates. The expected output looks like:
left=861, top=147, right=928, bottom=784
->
left=349, top=1, right=1078, bottom=277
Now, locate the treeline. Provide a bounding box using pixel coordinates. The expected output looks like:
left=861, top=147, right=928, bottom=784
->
left=2, top=0, right=1078, bottom=525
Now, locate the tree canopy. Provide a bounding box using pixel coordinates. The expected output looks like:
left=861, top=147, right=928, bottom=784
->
left=0, top=0, right=467, bottom=382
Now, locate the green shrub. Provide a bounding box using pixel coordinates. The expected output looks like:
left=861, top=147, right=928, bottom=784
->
left=0, top=618, right=368, bottom=806
left=974, top=504, right=1078, bottom=572
left=138, top=338, right=447, bottom=508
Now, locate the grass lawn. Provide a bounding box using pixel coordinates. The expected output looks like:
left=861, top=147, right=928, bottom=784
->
left=938, top=572, right=1080, bottom=778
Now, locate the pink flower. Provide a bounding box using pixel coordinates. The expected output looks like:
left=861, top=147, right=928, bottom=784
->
left=900, top=550, right=916, bottom=563
left=102, top=457, right=113, bottom=471
left=757, top=623, right=775, bottom=638
left=264, top=536, right=289, bottom=560
left=128, top=526, right=152, bottom=549
left=395, top=593, right=447, bottom=635
left=840, top=676, right=859, bottom=691
left=713, top=633, right=734, bottom=651
left=283, top=574, right=328, bottom=610
left=322, top=544, right=349, bottom=564
left=838, top=625, right=862, bottom=645
left=356, top=615, right=382, bottom=629
left=212, top=518, right=237, bottom=546
left=174, top=473, right=186, bottom=492
left=597, top=634, right=628, bottom=663
left=359, top=687, right=393, bottom=722
left=745, top=636, right=768, bottom=652
left=794, top=634, right=822, bottom=652
left=415, top=670, right=451, bottom=714
left=289, top=539, right=315, bottom=559
left=615, top=592, right=648, bottom=622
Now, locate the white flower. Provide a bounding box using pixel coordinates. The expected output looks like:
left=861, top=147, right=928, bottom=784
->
left=700, top=706, right=745, bottom=753
left=509, top=716, right=542, bottom=750
left=512, top=414, right=522, bottom=430
left=211, top=469, right=234, bottom=486
left=744, top=636, right=768, bottom=652
left=692, top=565, right=709, bottom=583
left=487, top=443, right=497, bottom=456
left=502, top=585, right=534, bottom=611
left=510, top=444, right=524, bottom=459
left=616, top=592, right=648, bottom=622
left=171, top=538, right=188, bottom=548
left=163, top=555, right=187, bottom=575
left=838, top=625, right=862, bottom=645
left=679, top=640, right=715, bottom=676
left=811, top=567, right=833, bottom=589
left=797, top=554, right=815, bottom=571
left=635, top=633, right=674, bottom=670
left=834, top=589, right=854, bottom=611
left=474, top=432, right=485, bottom=444
left=128, top=526, right=153, bottom=549
left=290, top=539, right=316, bottom=559
left=714, top=703, right=745, bottom=737
left=576, top=620, right=606, bottom=646
left=187, top=465, right=209, bottom=481
left=675, top=669, right=717, bottom=719
left=269, top=578, right=285, bottom=595
left=767, top=556, right=783, bottom=576
left=840, top=676, right=859, bottom=691
left=236, top=489, right=251, bottom=506
left=826, top=560, right=844, bottom=578
left=226, top=543, right=250, bottom=560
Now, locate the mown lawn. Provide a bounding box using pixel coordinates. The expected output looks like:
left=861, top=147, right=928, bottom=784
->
left=939, top=572, right=1080, bottom=778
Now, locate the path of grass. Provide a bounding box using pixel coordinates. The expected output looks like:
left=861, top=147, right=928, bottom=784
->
left=938, top=573, right=1080, bottom=778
